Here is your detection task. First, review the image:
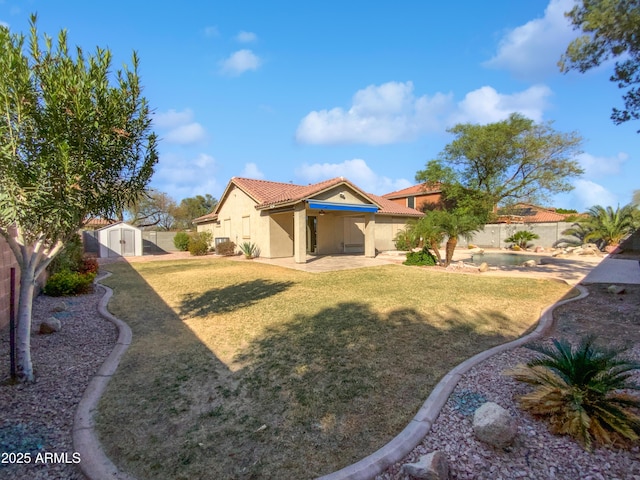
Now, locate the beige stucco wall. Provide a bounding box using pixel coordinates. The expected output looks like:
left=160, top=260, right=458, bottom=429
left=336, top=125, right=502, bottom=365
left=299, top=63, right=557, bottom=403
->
left=313, top=185, right=372, bottom=205
left=267, top=211, right=294, bottom=258
left=198, top=185, right=270, bottom=254
left=374, top=216, right=410, bottom=251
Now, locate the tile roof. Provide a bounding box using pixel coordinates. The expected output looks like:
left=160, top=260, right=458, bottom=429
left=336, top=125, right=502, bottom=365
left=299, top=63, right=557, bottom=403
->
left=368, top=194, right=423, bottom=217
left=495, top=204, right=572, bottom=223
left=196, top=177, right=424, bottom=221
left=382, top=183, right=441, bottom=199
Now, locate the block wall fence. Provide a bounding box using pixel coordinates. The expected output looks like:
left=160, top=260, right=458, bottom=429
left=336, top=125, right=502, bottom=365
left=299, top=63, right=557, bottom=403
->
left=0, top=236, right=19, bottom=330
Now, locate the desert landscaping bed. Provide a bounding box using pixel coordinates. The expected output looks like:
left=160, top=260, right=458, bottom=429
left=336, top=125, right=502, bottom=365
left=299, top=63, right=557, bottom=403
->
left=378, top=283, right=640, bottom=480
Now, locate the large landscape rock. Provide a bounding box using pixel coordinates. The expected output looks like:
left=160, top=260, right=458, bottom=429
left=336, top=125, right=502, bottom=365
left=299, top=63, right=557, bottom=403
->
left=473, top=402, right=517, bottom=448
left=402, top=451, right=449, bottom=480
left=478, top=262, right=489, bottom=273
left=39, top=317, right=62, bottom=334
left=522, top=259, right=537, bottom=267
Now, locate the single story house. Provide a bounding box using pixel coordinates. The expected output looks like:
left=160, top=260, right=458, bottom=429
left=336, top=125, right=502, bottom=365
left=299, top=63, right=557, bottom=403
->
left=193, top=177, right=423, bottom=263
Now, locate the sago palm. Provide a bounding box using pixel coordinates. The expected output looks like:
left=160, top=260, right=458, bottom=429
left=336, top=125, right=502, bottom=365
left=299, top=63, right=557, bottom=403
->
left=508, top=337, right=640, bottom=451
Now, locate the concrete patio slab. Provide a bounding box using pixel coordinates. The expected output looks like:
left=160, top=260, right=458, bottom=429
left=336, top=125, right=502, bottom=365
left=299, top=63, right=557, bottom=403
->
left=581, top=257, right=640, bottom=284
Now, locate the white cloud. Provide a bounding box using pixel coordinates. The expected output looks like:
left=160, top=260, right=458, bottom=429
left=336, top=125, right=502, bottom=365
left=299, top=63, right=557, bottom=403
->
left=236, top=31, right=257, bottom=43
left=452, top=84, right=552, bottom=124
left=577, top=152, right=629, bottom=177
left=164, top=123, right=207, bottom=144
left=153, top=153, right=220, bottom=200
left=483, top=0, right=577, bottom=80
left=296, top=81, right=453, bottom=145
left=240, top=162, right=264, bottom=179
left=219, top=49, right=262, bottom=76
left=572, top=179, right=618, bottom=210
left=296, top=81, right=554, bottom=145
left=154, top=109, right=195, bottom=129
left=155, top=109, right=208, bottom=145
left=295, top=158, right=412, bottom=195
left=0, top=20, right=9, bottom=28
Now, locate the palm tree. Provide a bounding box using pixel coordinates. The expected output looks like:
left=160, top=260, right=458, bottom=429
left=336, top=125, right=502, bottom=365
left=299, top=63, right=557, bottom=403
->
left=580, top=204, right=636, bottom=250
left=437, top=211, right=482, bottom=266
left=406, top=214, right=445, bottom=264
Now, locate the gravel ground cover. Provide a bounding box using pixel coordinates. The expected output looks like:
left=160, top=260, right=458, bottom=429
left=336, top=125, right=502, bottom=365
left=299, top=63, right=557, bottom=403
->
left=0, top=286, right=117, bottom=480
left=378, top=284, right=640, bottom=480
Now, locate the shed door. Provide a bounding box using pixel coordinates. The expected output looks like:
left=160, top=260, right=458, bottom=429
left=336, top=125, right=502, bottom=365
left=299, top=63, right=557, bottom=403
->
left=122, top=229, right=135, bottom=256
left=108, top=229, right=123, bottom=257
left=107, top=228, right=136, bottom=257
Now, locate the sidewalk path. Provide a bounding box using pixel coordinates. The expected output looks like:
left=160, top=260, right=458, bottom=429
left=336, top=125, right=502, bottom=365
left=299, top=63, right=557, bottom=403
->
left=581, top=257, right=640, bottom=284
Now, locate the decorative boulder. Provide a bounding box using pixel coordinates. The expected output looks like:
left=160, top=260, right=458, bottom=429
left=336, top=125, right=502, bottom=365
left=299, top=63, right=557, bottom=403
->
left=39, top=317, right=62, bottom=334
left=478, top=262, right=489, bottom=273
left=522, top=259, right=537, bottom=267
left=607, top=285, right=626, bottom=295
left=51, top=301, right=68, bottom=313
left=402, top=451, right=449, bottom=480
left=473, top=402, right=517, bottom=448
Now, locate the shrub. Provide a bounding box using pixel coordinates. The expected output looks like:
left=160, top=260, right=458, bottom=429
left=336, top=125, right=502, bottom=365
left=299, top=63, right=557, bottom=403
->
left=403, top=247, right=437, bottom=266
left=508, top=337, right=640, bottom=451
left=48, top=234, right=84, bottom=275
left=216, top=240, right=236, bottom=256
left=239, top=242, right=258, bottom=258
left=173, top=231, right=190, bottom=251
left=79, top=254, right=99, bottom=275
left=394, top=229, right=417, bottom=251
left=188, top=231, right=212, bottom=256
left=504, top=230, right=539, bottom=249
left=44, top=270, right=96, bottom=296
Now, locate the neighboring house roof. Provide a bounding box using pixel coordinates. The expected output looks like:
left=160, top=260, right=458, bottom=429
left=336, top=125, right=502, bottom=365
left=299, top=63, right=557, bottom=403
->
left=382, top=183, right=441, bottom=199
left=494, top=204, right=572, bottom=223
left=368, top=193, right=424, bottom=216
left=193, top=177, right=423, bottom=223
left=83, top=217, right=117, bottom=228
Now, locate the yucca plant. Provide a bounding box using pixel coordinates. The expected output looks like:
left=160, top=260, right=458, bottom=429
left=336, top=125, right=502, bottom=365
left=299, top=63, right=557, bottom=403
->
left=508, top=337, right=640, bottom=451
left=239, top=241, right=258, bottom=259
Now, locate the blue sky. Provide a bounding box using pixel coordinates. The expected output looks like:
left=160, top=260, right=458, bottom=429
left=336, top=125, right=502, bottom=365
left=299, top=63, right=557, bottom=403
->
left=1, top=0, right=637, bottom=211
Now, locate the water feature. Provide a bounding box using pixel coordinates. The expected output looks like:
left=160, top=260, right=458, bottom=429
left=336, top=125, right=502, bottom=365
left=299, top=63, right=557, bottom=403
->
left=469, top=252, right=542, bottom=267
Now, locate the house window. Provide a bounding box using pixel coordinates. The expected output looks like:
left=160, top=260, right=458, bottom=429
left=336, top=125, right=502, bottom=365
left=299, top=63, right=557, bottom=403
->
left=242, top=216, right=250, bottom=238
left=407, top=196, right=415, bottom=208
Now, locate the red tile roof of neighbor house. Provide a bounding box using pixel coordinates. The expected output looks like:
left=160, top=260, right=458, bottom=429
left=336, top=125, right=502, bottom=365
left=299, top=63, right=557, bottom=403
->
left=495, top=204, right=572, bottom=223
left=193, top=177, right=423, bottom=223
left=382, top=183, right=441, bottom=199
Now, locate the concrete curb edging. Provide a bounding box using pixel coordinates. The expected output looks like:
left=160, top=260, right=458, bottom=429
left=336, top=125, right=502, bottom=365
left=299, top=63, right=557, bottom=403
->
left=72, top=272, right=137, bottom=480
left=317, top=285, right=589, bottom=480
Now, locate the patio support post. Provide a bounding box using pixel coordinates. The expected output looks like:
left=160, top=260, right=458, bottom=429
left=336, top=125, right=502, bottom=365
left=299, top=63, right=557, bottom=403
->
left=364, top=212, right=376, bottom=258
left=294, top=203, right=307, bottom=263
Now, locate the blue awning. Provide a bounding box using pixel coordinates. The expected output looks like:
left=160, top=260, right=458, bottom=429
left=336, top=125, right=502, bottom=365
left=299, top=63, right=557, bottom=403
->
left=307, top=200, right=378, bottom=213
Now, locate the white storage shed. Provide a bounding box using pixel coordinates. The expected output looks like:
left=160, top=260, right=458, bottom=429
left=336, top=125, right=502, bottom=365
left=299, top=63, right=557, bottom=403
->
left=97, top=222, right=143, bottom=258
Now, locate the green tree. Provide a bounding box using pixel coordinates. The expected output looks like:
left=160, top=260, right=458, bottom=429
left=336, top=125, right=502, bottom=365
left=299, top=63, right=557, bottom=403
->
left=437, top=211, right=482, bottom=267
left=0, top=17, right=158, bottom=381
left=126, top=189, right=177, bottom=230
left=416, top=114, right=584, bottom=206
left=579, top=204, right=636, bottom=249
left=560, top=0, right=640, bottom=127
left=404, top=215, right=445, bottom=264
left=172, top=194, right=218, bottom=230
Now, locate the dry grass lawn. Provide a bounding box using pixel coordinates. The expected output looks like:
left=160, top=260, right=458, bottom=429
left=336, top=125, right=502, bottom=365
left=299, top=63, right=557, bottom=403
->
left=96, top=258, right=572, bottom=479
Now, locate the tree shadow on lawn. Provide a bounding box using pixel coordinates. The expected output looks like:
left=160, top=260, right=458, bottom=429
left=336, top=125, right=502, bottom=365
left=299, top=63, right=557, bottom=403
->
left=178, top=278, right=295, bottom=317
left=222, top=302, right=519, bottom=479
left=98, top=262, right=533, bottom=480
